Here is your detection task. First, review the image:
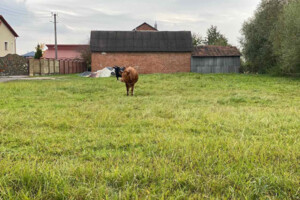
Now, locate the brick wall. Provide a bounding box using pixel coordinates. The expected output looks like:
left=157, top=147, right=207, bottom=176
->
left=136, top=23, right=157, bottom=31
left=91, top=52, right=191, bottom=74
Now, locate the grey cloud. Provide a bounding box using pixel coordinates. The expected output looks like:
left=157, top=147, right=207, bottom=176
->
left=1, top=0, right=260, bottom=54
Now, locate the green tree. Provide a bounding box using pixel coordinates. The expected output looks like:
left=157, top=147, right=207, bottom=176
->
left=273, top=0, right=300, bottom=73
left=80, top=45, right=91, bottom=71
left=192, top=33, right=205, bottom=47
left=205, top=25, right=228, bottom=46
left=34, top=44, right=43, bottom=59
left=240, top=0, right=288, bottom=73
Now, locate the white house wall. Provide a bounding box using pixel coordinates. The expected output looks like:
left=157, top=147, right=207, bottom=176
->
left=0, top=19, right=16, bottom=57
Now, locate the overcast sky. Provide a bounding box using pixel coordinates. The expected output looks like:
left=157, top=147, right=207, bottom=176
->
left=1, top=0, right=261, bottom=54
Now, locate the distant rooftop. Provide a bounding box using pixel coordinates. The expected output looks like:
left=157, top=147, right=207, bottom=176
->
left=193, top=45, right=241, bottom=57
left=43, top=44, right=89, bottom=59
left=133, top=22, right=158, bottom=31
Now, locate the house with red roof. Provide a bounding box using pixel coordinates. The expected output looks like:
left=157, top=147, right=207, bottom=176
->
left=133, top=22, right=158, bottom=31
left=43, top=44, right=89, bottom=60
left=0, top=15, right=18, bottom=57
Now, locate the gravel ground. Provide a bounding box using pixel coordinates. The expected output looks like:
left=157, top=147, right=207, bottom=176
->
left=0, top=76, right=56, bottom=83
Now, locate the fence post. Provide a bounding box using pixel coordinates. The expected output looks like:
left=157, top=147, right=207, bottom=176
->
left=76, top=61, right=79, bottom=73
left=69, top=60, right=73, bottom=74
left=54, top=60, right=60, bottom=74
left=64, top=60, right=69, bottom=74
left=79, top=62, right=83, bottom=72
left=41, top=59, right=49, bottom=75
left=29, top=59, right=34, bottom=76
left=49, top=59, right=55, bottom=74
left=59, top=60, right=65, bottom=74
left=73, top=61, right=76, bottom=73
left=33, top=59, right=41, bottom=75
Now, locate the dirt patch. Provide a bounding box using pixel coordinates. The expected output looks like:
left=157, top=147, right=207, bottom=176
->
left=0, top=76, right=56, bottom=83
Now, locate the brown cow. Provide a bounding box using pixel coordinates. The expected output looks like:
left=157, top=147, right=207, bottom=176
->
left=120, top=67, right=139, bottom=96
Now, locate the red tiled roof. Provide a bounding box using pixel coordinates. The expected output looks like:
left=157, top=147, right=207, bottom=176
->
left=43, top=44, right=89, bottom=59
left=0, top=15, right=18, bottom=37
left=193, top=45, right=241, bottom=57
left=133, top=22, right=158, bottom=31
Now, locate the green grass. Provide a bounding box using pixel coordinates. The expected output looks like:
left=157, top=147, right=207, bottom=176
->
left=0, top=73, right=299, bottom=199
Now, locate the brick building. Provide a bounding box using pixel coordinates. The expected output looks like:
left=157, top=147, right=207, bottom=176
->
left=133, top=22, right=158, bottom=31
left=90, top=23, right=192, bottom=74
left=43, top=44, right=89, bottom=60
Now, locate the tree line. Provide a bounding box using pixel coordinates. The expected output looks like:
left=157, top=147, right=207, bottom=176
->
left=241, top=0, right=300, bottom=74
left=193, top=0, right=299, bottom=75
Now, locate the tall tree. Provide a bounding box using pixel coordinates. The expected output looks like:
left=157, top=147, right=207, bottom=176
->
left=240, top=0, right=288, bottom=73
left=205, top=25, right=228, bottom=46
left=80, top=42, right=91, bottom=71
left=272, top=0, right=300, bottom=73
left=34, top=44, right=43, bottom=59
left=192, top=33, right=205, bottom=47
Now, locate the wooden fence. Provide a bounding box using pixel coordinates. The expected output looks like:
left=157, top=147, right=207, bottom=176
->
left=29, top=59, right=87, bottom=76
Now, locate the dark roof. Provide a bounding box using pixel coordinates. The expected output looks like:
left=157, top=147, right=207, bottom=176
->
left=45, top=44, right=89, bottom=49
left=0, top=15, right=18, bottom=37
left=90, top=31, right=192, bottom=52
left=193, top=45, right=241, bottom=57
left=133, top=22, right=158, bottom=31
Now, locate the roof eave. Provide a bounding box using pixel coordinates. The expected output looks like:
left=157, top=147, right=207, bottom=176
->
left=192, top=55, right=241, bottom=57
left=0, top=15, right=19, bottom=37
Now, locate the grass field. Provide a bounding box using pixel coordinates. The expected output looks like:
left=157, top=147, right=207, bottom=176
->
left=0, top=73, right=299, bottom=199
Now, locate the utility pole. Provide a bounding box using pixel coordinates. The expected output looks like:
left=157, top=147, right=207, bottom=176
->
left=52, top=13, right=58, bottom=59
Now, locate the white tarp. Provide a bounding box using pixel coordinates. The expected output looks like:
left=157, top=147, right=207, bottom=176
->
left=84, top=67, right=115, bottom=78
left=95, top=68, right=112, bottom=77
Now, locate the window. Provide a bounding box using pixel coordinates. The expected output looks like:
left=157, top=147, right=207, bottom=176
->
left=5, top=42, right=8, bottom=51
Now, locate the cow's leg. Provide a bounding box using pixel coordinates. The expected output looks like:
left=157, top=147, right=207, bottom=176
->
left=131, top=85, right=134, bottom=96
left=126, top=84, right=129, bottom=96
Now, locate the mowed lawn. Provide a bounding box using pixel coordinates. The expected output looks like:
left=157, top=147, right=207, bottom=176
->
left=0, top=73, right=299, bottom=199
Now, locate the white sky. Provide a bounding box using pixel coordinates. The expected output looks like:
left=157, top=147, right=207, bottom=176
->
left=1, top=0, right=261, bottom=54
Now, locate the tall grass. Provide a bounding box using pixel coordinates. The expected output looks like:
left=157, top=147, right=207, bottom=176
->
left=0, top=73, right=299, bottom=199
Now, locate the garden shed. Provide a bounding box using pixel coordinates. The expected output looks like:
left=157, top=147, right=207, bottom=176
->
left=191, top=46, right=241, bottom=73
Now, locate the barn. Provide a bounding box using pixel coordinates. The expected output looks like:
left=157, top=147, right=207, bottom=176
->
left=191, top=46, right=241, bottom=74
left=90, top=24, right=193, bottom=74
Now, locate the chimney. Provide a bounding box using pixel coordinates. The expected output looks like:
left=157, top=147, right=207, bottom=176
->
left=154, top=21, right=158, bottom=30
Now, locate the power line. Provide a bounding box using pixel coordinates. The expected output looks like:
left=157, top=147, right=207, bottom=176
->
left=0, top=13, right=51, bottom=23
left=0, top=6, right=51, bottom=18
left=0, top=3, right=31, bottom=13
left=0, top=8, right=30, bottom=15
left=0, top=12, right=51, bottom=18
